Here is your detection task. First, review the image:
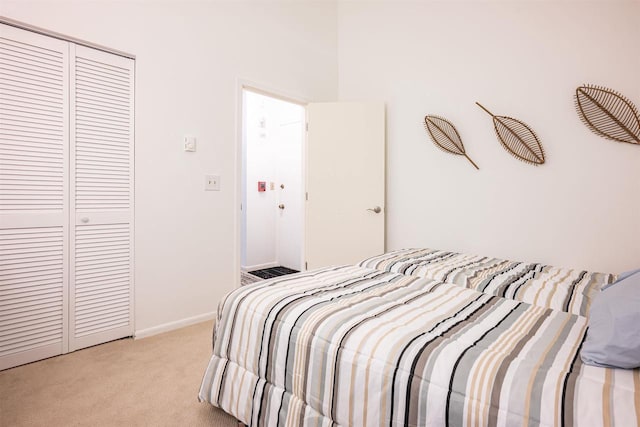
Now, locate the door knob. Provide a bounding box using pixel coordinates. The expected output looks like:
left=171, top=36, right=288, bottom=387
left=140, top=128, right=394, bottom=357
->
left=367, top=206, right=382, bottom=214
left=80, top=217, right=90, bottom=223
left=278, top=204, right=285, bottom=210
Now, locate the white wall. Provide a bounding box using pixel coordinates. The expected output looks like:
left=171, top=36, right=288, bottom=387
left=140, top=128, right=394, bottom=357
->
left=338, top=1, right=640, bottom=273
left=1, top=0, right=337, bottom=333
left=4, top=0, right=637, bottom=337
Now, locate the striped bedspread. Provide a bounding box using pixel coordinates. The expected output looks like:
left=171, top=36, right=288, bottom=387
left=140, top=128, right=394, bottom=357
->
left=359, top=248, right=615, bottom=317
left=199, top=265, right=639, bottom=426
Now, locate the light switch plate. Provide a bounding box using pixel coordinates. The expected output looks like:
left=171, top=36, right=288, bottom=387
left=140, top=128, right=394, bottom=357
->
left=205, top=175, right=220, bottom=191
left=184, top=136, right=196, bottom=152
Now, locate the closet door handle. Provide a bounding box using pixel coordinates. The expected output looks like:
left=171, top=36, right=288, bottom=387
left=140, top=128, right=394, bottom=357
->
left=80, top=217, right=90, bottom=224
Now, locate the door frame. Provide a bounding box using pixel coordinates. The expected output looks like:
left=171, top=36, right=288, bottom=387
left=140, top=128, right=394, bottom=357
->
left=234, top=79, right=308, bottom=286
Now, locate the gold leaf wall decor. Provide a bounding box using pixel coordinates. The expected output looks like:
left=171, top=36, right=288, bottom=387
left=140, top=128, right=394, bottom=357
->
left=476, top=102, right=545, bottom=166
left=423, top=115, right=479, bottom=169
left=575, top=84, right=640, bottom=145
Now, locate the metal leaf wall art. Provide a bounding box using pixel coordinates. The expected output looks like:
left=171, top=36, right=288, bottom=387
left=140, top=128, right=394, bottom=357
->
left=476, top=102, right=545, bottom=166
left=423, top=115, right=479, bottom=169
left=575, top=84, right=640, bottom=145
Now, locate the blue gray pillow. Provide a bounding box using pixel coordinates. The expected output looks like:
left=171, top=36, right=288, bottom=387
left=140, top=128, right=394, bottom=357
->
left=600, top=267, right=640, bottom=291
left=581, top=269, right=640, bottom=369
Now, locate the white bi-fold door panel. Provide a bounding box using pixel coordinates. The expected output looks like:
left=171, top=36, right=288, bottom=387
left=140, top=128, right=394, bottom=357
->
left=69, top=45, right=134, bottom=351
left=0, top=24, right=70, bottom=370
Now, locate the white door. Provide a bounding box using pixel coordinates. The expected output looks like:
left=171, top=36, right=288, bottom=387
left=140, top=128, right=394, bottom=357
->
left=275, top=108, right=304, bottom=271
left=0, top=24, right=70, bottom=370
left=69, top=45, right=134, bottom=351
left=305, top=102, right=385, bottom=270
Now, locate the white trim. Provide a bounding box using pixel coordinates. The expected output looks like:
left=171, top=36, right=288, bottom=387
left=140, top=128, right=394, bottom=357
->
left=235, top=79, right=308, bottom=289
left=0, top=16, right=135, bottom=59
left=134, top=312, right=216, bottom=340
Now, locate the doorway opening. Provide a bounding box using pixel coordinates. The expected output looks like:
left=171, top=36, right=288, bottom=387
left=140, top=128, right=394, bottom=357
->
left=240, top=88, right=306, bottom=284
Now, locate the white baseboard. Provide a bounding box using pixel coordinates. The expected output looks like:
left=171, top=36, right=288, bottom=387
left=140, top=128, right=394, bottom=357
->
left=242, top=261, right=277, bottom=271
left=134, top=311, right=216, bottom=339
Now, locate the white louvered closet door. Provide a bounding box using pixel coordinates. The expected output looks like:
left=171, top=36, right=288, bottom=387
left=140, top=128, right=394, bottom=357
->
left=0, top=24, right=69, bottom=370
left=69, top=45, right=134, bottom=351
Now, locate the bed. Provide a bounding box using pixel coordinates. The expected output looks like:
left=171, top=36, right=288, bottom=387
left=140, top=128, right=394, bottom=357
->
left=199, top=253, right=640, bottom=426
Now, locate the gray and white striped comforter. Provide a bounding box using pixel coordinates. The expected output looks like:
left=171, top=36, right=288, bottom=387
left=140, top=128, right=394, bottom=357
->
left=199, top=265, right=639, bottom=426
left=359, top=248, right=615, bottom=317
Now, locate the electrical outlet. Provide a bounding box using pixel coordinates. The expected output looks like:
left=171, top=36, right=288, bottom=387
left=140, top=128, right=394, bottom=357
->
left=205, top=175, right=220, bottom=191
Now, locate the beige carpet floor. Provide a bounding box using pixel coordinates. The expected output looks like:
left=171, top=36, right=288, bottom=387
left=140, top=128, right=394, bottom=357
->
left=0, top=321, right=238, bottom=426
